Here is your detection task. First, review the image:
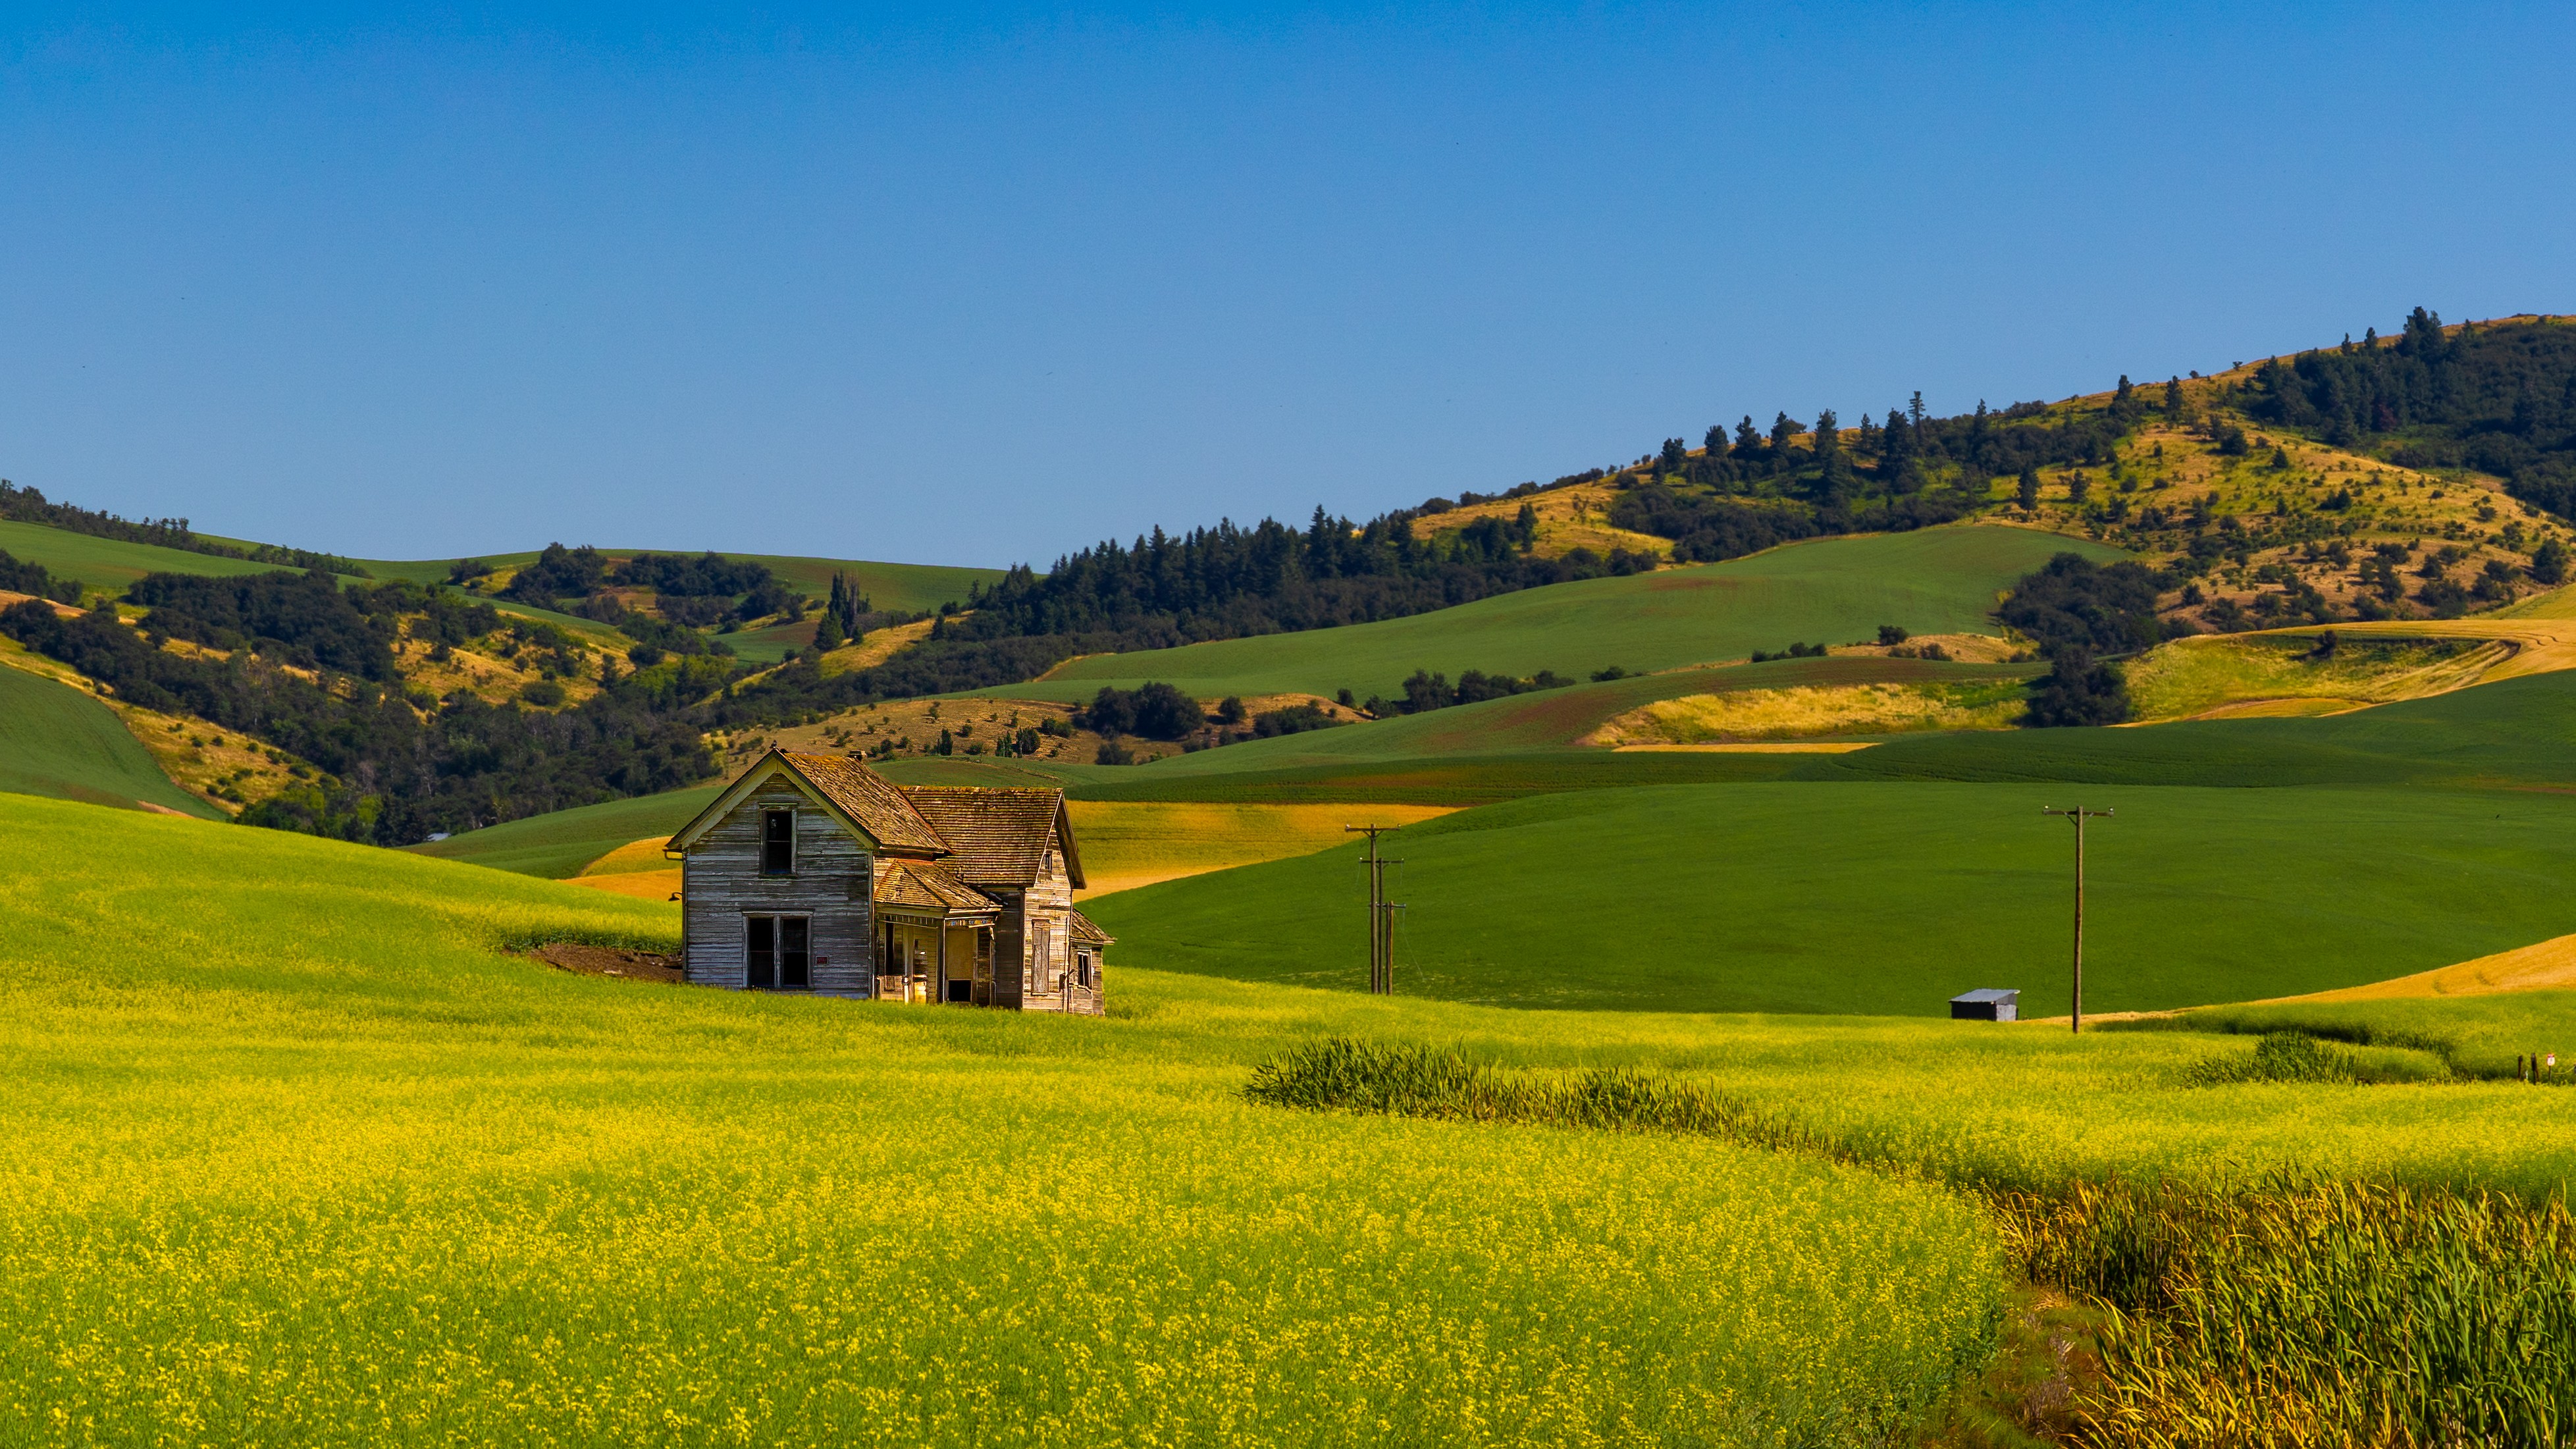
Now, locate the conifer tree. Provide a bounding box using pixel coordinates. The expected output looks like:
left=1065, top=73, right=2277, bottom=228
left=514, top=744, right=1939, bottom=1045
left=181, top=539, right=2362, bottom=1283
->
left=2018, top=464, right=2042, bottom=511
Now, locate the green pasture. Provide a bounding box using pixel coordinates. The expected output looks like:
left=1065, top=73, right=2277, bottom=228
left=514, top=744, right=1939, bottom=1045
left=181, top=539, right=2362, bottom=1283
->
left=1820, top=668, right=2576, bottom=789
left=0, top=662, right=215, bottom=817
left=0, top=794, right=2008, bottom=1446
left=1012, top=525, right=2117, bottom=702
left=2151, top=992, right=2576, bottom=1083
left=1088, top=781, right=2576, bottom=1018
left=0, top=519, right=303, bottom=594
left=1072, top=749, right=1808, bottom=804
left=404, top=783, right=722, bottom=877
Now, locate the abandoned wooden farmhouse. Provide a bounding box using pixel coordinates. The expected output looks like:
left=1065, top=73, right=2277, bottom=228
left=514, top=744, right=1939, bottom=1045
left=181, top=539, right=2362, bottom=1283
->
left=664, top=749, right=1110, bottom=1013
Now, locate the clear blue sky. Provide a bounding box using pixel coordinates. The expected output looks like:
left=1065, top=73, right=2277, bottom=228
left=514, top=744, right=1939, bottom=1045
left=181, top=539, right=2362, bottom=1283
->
left=3, top=4, right=2570, bottom=567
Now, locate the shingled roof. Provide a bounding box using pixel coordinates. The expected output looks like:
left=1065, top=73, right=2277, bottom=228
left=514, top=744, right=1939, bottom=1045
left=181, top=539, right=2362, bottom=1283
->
left=899, top=785, right=1083, bottom=889
left=777, top=752, right=949, bottom=855
left=1067, top=908, right=1114, bottom=947
left=874, top=857, right=1003, bottom=914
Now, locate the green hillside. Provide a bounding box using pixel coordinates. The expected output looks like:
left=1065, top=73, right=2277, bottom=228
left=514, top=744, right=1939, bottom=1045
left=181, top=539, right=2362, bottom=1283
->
left=0, top=662, right=219, bottom=816
left=1016, top=527, right=2116, bottom=702
left=1117, top=654, right=2041, bottom=779
left=1088, top=781, right=2576, bottom=1016
left=406, top=783, right=723, bottom=878
left=1814, top=668, right=2576, bottom=789
left=0, top=519, right=305, bottom=593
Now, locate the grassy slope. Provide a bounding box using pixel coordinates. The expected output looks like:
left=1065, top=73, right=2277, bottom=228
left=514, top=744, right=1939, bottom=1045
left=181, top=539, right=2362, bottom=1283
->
left=0, top=519, right=302, bottom=592
left=1813, top=667, right=2576, bottom=788
left=405, top=784, right=724, bottom=878
left=1118, top=656, right=2042, bottom=779
left=1016, top=525, right=2120, bottom=702
left=0, top=663, right=220, bottom=817
left=0, top=793, right=2006, bottom=1445
left=1088, top=781, right=2576, bottom=1018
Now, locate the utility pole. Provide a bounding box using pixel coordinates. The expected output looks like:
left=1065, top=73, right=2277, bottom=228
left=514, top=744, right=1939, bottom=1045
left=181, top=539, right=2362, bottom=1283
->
left=1344, top=825, right=1405, bottom=995
left=2041, top=807, right=2113, bottom=1033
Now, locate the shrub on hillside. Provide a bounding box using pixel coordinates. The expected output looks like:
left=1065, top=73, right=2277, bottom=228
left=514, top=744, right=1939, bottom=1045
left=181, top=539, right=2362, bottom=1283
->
left=2024, top=645, right=2130, bottom=727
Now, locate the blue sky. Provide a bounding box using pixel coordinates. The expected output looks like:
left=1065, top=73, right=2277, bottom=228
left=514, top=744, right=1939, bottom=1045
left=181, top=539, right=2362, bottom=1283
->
left=3, top=4, right=2571, bottom=567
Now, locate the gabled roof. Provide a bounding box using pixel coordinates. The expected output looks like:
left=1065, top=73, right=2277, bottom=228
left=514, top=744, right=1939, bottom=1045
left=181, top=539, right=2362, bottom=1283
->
left=900, top=785, right=1086, bottom=889
left=665, top=749, right=949, bottom=856
left=1067, top=908, right=1114, bottom=947
left=874, top=857, right=1002, bottom=914
left=782, top=752, right=949, bottom=854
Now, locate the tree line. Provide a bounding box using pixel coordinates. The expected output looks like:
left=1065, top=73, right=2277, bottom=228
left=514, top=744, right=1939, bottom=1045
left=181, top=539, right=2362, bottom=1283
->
left=0, top=481, right=369, bottom=576
left=2232, top=311, right=2576, bottom=522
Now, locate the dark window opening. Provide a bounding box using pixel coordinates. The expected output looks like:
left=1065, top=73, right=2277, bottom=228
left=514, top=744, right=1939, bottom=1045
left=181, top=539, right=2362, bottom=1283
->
left=762, top=808, right=795, bottom=876
left=745, top=914, right=810, bottom=990
left=747, top=915, right=775, bottom=989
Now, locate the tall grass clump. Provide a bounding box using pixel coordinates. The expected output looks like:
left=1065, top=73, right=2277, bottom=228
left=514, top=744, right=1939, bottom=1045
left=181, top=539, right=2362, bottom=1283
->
left=1246, top=1036, right=1818, bottom=1149
left=1251, top=1038, right=2576, bottom=1446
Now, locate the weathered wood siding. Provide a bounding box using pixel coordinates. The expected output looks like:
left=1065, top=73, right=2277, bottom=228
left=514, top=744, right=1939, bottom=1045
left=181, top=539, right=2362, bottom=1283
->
left=1016, top=841, right=1101, bottom=1016
left=681, top=778, right=876, bottom=995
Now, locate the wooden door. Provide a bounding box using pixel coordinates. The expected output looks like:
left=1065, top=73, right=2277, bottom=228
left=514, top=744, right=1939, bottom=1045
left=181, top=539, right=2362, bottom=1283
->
left=779, top=916, right=810, bottom=989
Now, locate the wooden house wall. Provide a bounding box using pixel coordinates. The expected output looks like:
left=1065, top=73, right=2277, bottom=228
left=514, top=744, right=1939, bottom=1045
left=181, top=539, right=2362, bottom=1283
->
left=1015, top=841, right=1101, bottom=1016
left=681, top=777, right=876, bottom=995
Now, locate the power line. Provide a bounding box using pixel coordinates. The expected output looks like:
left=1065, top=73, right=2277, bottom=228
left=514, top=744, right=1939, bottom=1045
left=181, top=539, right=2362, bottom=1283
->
left=2041, top=806, right=2113, bottom=1033
left=1345, top=824, right=1406, bottom=995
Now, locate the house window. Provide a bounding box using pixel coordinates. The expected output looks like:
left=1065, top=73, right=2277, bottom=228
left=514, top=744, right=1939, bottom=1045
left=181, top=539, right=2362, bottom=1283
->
left=1076, top=951, right=1095, bottom=989
left=745, top=914, right=810, bottom=989
left=1032, top=924, right=1056, bottom=991
left=761, top=808, right=795, bottom=876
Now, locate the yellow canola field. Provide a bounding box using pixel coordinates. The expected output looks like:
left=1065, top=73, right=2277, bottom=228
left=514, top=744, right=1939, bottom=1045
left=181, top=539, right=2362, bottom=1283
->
left=0, top=794, right=2001, bottom=1448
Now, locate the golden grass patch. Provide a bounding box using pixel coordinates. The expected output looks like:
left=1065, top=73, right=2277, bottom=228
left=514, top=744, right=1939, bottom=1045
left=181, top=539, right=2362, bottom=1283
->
left=1067, top=801, right=1456, bottom=898
left=2265, top=932, right=2576, bottom=1004
left=2123, top=632, right=2517, bottom=722
left=1411, top=482, right=1675, bottom=562
left=1587, top=681, right=2026, bottom=744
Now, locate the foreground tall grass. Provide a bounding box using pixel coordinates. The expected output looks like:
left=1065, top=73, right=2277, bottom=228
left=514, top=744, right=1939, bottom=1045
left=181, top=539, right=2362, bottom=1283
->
left=1249, top=1039, right=2576, bottom=1447
left=0, top=795, right=1999, bottom=1447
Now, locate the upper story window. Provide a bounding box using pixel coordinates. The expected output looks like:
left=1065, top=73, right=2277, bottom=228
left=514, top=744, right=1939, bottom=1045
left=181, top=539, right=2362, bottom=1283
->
left=761, top=808, right=795, bottom=876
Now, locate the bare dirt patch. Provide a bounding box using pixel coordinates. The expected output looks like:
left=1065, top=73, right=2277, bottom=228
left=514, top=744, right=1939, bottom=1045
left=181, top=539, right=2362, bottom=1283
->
left=527, top=942, right=686, bottom=984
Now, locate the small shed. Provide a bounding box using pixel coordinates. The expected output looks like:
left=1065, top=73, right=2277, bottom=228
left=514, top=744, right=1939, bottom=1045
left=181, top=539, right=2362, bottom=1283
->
left=1949, top=988, right=2020, bottom=1022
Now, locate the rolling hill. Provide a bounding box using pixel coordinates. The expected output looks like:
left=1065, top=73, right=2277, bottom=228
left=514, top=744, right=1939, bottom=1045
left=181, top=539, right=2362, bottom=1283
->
left=0, top=661, right=218, bottom=816
left=0, top=517, right=305, bottom=592
left=1086, top=777, right=2576, bottom=1018
left=1013, top=525, right=2117, bottom=702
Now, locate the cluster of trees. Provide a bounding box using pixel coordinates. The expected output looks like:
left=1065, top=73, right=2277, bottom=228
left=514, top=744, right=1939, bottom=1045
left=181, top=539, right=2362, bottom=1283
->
left=0, top=481, right=367, bottom=575
left=126, top=571, right=401, bottom=680
left=813, top=570, right=881, bottom=650
left=1363, top=667, right=1573, bottom=718
left=0, top=574, right=716, bottom=845
left=1076, top=681, right=1203, bottom=741
left=0, top=548, right=83, bottom=604
left=2234, top=312, right=2576, bottom=521
left=1995, top=553, right=2189, bottom=727
left=500, top=544, right=801, bottom=624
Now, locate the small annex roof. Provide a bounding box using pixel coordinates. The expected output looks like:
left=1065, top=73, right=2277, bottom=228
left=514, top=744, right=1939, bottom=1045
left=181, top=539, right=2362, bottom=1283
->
left=665, top=748, right=950, bottom=856
left=1066, top=908, right=1115, bottom=947
left=899, top=785, right=1086, bottom=890
left=874, top=857, right=1003, bottom=914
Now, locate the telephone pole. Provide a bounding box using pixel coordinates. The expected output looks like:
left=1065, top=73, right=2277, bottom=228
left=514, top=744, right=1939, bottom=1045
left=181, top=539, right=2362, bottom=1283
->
left=2041, top=806, right=2113, bottom=1033
left=1344, top=825, right=1405, bottom=995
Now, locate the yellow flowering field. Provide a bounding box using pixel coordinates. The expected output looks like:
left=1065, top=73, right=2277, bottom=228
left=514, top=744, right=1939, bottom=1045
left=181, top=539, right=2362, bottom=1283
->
left=0, top=794, right=1999, bottom=1448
